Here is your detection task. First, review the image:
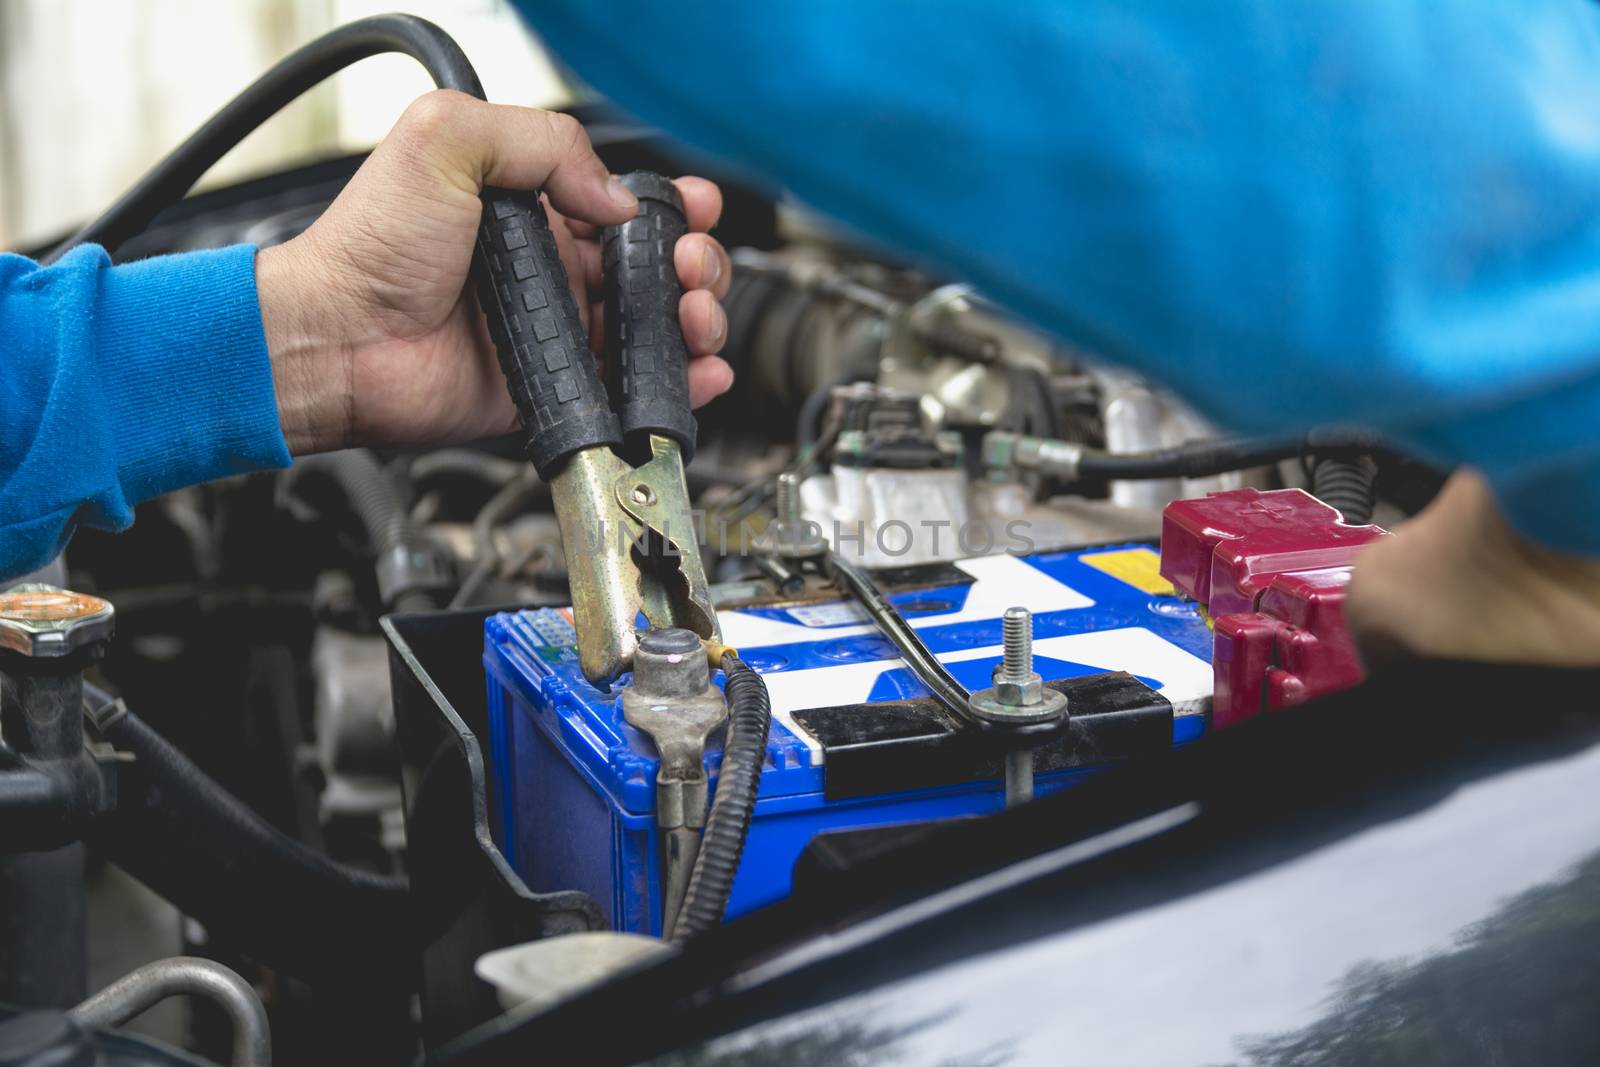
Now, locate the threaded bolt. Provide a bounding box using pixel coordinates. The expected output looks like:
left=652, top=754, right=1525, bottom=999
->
left=1000, top=606, right=1033, bottom=683
left=775, top=471, right=803, bottom=523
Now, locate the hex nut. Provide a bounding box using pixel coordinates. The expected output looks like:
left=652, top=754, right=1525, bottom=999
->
left=990, top=671, right=1045, bottom=707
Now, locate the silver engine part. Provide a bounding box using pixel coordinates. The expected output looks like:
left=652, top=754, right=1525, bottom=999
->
left=801, top=464, right=973, bottom=567
left=311, top=628, right=402, bottom=832
left=1095, top=369, right=1265, bottom=507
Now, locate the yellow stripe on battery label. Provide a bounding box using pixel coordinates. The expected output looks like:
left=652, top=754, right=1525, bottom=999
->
left=1080, top=548, right=1175, bottom=596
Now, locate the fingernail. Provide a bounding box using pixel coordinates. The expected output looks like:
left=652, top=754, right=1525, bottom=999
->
left=699, top=245, right=721, bottom=288
left=711, top=306, right=727, bottom=347
left=606, top=175, right=638, bottom=211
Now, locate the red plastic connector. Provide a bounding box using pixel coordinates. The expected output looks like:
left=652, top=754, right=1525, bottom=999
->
left=1160, top=488, right=1388, bottom=729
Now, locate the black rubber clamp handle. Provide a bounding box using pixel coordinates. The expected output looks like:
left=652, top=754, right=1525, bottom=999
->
left=474, top=188, right=620, bottom=478
left=602, top=172, right=698, bottom=460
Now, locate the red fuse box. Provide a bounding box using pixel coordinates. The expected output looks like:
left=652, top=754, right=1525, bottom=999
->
left=1160, top=488, right=1388, bottom=729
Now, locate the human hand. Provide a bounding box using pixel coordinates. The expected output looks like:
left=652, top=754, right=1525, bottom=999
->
left=255, top=90, right=734, bottom=454
left=1348, top=470, right=1600, bottom=668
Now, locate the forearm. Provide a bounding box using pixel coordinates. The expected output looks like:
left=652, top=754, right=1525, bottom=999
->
left=0, top=244, right=290, bottom=580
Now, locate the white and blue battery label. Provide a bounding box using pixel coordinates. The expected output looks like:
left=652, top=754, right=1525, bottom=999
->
left=717, top=549, right=1214, bottom=759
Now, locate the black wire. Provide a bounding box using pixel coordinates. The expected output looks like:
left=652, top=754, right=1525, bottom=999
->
left=83, top=683, right=417, bottom=984
left=825, top=552, right=977, bottom=724
left=46, top=14, right=482, bottom=263
left=1074, top=431, right=1384, bottom=482
left=1076, top=437, right=1298, bottom=481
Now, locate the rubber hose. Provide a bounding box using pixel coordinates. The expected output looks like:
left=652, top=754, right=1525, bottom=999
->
left=297, top=449, right=442, bottom=611
left=1062, top=431, right=1388, bottom=483
left=83, top=686, right=417, bottom=986
left=672, top=655, right=771, bottom=942
left=304, top=450, right=418, bottom=554
left=1076, top=437, right=1303, bottom=481
left=1311, top=454, right=1379, bottom=525
left=409, top=448, right=526, bottom=489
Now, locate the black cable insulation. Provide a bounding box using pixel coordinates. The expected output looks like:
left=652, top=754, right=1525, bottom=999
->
left=672, top=655, right=771, bottom=941
left=46, top=14, right=481, bottom=262
left=1077, top=437, right=1300, bottom=481
left=1310, top=454, right=1379, bottom=524
left=824, top=552, right=977, bottom=724
left=1074, top=431, right=1384, bottom=482
left=83, top=684, right=416, bottom=985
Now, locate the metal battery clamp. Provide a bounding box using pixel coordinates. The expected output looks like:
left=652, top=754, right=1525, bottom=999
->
left=475, top=171, right=719, bottom=685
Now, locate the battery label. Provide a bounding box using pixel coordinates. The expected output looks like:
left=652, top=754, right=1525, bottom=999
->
left=710, top=551, right=1211, bottom=759
left=784, top=601, right=872, bottom=628
left=1079, top=547, right=1176, bottom=595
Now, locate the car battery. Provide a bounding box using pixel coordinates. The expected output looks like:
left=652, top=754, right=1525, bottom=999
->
left=482, top=544, right=1215, bottom=935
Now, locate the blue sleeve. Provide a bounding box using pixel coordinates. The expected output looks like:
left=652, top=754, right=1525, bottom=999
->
left=1, top=244, right=291, bottom=580
left=520, top=0, right=1600, bottom=552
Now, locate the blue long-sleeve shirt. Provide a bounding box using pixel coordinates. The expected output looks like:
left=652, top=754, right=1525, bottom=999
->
left=519, top=0, right=1600, bottom=553
left=7, top=3, right=1600, bottom=580
left=0, top=244, right=289, bottom=577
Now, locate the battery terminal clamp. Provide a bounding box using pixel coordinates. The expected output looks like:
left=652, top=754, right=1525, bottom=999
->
left=1160, top=487, right=1388, bottom=728
left=479, top=172, right=720, bottom=686
left=620, top=628, right=728, bottom=937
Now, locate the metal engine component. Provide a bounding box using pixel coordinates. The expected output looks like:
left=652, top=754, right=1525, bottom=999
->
left=311, top=629, right=401, bottom=828
left=761, top=471, right=828, bottom=560
left=799, top=385, right=975, bottom=566
left=802, top=466, right=972, bottom=567
left=983, top=430, right=1087, bottom=482
left=0, top=584, right=115, bottom=659
left=1095, top=370, right=1266, bottom=506
left=799, top=382, right=1174, bottom=564
left=71, top=957, right=270, bottom=1067
left=879, top=284, right=1053, bottom=430
left=0, top=585, right=120, bottom=1010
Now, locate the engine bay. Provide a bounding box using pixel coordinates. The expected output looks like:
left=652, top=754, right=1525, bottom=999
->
left=16, top=127, right=1439, bottom=1061
left=0, top=18, right=1484, bottom=1066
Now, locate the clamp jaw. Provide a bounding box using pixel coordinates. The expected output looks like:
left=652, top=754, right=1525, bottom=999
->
left=548, top=434, right=717, bottom=687
left=473, top=171, right=719, bottom=685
